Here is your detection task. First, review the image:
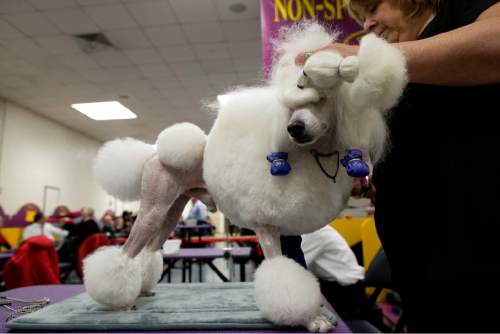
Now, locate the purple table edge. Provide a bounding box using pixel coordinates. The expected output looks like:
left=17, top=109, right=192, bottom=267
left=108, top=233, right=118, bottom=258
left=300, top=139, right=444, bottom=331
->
left=0, top=284, right=352, bottom=333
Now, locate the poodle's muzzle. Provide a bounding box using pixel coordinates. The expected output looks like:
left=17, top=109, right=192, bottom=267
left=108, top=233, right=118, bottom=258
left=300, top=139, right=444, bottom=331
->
left=287, top=120, right=312, bottom=144
left=287, top=107, right=328, bottom=146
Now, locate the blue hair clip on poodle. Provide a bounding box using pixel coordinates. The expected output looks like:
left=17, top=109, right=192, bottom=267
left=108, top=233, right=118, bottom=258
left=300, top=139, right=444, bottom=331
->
left=266, top=149, right=369, bottom=179
left=340, top=149, right=369, bottom=178
left=266, top=152, right=291, bottom=176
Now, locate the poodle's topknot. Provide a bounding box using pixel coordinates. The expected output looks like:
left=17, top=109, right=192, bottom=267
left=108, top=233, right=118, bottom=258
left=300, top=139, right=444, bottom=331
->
left=271, top=21, right=338, bottom=86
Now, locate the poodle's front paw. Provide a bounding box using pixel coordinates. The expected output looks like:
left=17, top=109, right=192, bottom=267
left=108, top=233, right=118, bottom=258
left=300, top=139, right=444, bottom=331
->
left=302, top=51, right=343, bottom=89
left=305, top=315, right=335, bottom=333
left=126, top=304, right=137, bottom=311
left=140, top=291, right=155, bottom=297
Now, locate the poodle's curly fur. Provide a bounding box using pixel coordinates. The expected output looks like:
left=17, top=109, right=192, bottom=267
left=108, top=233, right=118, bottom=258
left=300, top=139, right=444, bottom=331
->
left=84, top=22, right=406, bottom=332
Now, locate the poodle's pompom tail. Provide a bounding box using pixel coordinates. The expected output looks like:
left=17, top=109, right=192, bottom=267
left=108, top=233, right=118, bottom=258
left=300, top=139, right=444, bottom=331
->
left=94, top=138, right=155, bottom=201
left=139, top=249, right=163, bottom=294
left=254, top=256, right=322, bottom=327
left=271, top=22, right=337, bottom=86
left=156, top=123, right=207, bottom=171
left=352, top=33, right=408, bottom=112
left=83, top=246, right=142, bottom=309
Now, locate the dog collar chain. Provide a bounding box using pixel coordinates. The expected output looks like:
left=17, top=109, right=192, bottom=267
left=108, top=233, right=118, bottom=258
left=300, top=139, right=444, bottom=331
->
left=266, top=152, right=291, bottom=176
left=340, top=149, right=370, bottom=178
left=310, top=149, right=340, bottom=183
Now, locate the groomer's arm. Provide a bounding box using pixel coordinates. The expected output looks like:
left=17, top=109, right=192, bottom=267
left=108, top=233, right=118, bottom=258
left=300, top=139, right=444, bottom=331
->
left=296, top=2, right=500, bottom=86
left=400, top=2, right=500, bottom=86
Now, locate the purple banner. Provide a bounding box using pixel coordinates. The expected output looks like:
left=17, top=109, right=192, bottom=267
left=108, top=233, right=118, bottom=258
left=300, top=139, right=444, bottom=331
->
left=260, top=0, right=363, bottom=78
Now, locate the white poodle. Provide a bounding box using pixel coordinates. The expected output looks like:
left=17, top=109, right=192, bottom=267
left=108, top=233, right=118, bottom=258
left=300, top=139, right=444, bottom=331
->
left=84, top=23, right=406, bottom=332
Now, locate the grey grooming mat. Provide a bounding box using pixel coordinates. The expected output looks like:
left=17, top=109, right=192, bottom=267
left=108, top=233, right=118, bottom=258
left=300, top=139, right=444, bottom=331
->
left=7, top=282, right=336, bottom=331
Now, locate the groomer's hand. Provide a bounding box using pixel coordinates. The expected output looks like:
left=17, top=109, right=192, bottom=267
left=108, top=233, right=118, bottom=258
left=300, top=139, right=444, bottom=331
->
left=295, top=43, right=359, bottom=66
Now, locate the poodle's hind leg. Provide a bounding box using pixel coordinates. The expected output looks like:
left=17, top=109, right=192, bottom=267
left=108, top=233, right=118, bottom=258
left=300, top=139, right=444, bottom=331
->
left=253, top=224, right=333, bottom=332
left=140, top=194, right=191, bottom=296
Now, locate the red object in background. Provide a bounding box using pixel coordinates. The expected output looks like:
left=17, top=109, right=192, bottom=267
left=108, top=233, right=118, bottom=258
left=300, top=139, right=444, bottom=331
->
left=76, top=233, right=111, bottom=278
left=3, top=236, right=60, bottom=290
left=46, top=217, right=75, bottom=224
left=68, top=210, right=81, bottom=218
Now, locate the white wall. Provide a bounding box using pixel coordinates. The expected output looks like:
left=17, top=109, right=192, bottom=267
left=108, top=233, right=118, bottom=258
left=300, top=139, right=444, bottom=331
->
left=0, top=99, right=138, bottom=217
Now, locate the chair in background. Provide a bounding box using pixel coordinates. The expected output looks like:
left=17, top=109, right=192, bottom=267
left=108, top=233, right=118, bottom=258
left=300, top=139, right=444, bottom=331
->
left=76, top=233, right=110, bottom=279
left=3, top=235, right=60, bottom=289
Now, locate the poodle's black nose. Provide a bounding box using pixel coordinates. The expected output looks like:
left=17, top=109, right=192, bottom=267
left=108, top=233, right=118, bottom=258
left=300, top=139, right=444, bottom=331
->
left=287, top=121, right=306, bottom=138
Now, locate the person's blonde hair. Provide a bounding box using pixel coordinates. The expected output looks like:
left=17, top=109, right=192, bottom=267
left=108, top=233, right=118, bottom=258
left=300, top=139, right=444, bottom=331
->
left=344, top=0, right=440, bottom=23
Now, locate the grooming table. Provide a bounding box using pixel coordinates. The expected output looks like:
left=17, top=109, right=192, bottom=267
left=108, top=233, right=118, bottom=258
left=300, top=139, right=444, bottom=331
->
left=1, top=283, right=352, bottom=333
left=175, top=224, right=214, bottom=244
left=162, top=247, right=252, bottom=283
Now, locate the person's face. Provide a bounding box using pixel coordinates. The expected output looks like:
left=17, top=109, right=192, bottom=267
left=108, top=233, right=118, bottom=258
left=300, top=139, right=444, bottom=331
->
left=362, top=0, right=426, bottom=43
left=115, top=218, right=124, bottom=229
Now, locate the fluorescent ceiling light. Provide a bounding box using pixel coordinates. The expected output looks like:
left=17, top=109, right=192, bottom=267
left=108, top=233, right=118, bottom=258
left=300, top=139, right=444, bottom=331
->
left=71, top=101, right=137, bottom=121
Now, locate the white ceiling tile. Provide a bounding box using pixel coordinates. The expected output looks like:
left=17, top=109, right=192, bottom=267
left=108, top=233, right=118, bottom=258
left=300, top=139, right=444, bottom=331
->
left=80, top=68, right=113, bottom=82
left=126, top=0, right=177, bottom=26
left=5, top=12, right=59, bottom=36
left=201, top=59, right=235, bottom=74
left=207, top=73, right=239, bottom=86
left=233, top=57, right=261, bottom=72
left=169, top=0, right=218, bottom=23
left=192, top=42, right=230, bottom=60
left=124, top=49, right=163, bottom=65
left=171, top=62, right=205, bottom=77
left=90, top=50, right=133, bottom=67
left=2, top=38, right=52, bottom=58
left=2, top=75, right=36, bottom=88
left=84, top=4, right=137, bottom=30
left=182, top=22, right=224, bottom=43
left=150, top=76, right=182, bottom=89
left=158, top=45, right=196, bottom=63
left=27, top=0, right=78, bottom=10
left=56, top=53, right=100, bottom=70
left=222, top=19, right=260, bottom=41
left=0, top=19, right=24, bottom=39
left=237, top=71, right=263, bottom=84
left=105, top=29, right=152, bottom=49
left=45, top=8, right=100, bottom=34
left=0, top=0, right=34, bottom=14
left=160, top=88, right=190, bottom=100
left=228, top=40, right=261, bottom=58
left=105, top=66, right=144, bottom=81
left=138, top=63, right=174, bottom=78
left=144, top=25, right=187, bottom=47
left=77, top=0, right=121, bottom=5
left=35, top=35, right=82, bottom=55
left=177, top=75, right=210, bottom=88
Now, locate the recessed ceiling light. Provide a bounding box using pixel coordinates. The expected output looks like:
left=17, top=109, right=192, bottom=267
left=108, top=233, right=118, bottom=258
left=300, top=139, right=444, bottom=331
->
left=71, top=101, right=137, bottom=121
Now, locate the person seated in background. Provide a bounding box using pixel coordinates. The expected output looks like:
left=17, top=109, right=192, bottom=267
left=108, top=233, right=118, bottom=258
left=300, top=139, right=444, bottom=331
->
left=58, top=207, right=100, bottom=263
left=301, top=225, right=366, bottom=320
left=185, top=198, right=208, bottom=225
left=22, top=212, right=68, bottom=243
left=101, top=212, right=115, bottom=238
left=97, top=209, right=114, bottom=230
left=113, top=216, right=128, bottom=238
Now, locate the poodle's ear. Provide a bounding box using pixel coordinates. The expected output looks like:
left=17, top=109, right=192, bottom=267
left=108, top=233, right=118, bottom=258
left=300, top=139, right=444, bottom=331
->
left=348, top=34, right=407, bottom=112
left=271, top=103, right=294, bottom=152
